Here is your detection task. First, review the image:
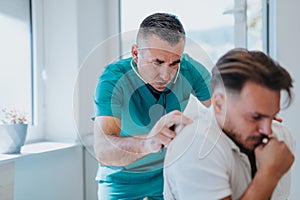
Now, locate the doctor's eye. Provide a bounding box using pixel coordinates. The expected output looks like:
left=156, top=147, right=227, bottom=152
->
left=153, top=62, right=162, bottom=67
left=153, top=60, right=163, bottom=66
left=152, top=59, right=164, bottom=67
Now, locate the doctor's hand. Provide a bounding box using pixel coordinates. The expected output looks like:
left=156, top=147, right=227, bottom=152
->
left=143, top=110, right=193, bottom=154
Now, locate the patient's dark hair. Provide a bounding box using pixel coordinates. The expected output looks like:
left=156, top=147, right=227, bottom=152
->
left=137, top=13, right=185, bottom=46
left=211, top=48, right=293, bottom=107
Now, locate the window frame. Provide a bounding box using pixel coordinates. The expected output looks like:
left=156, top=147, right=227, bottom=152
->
left=26, top=0, right=46, bottom=142
left=119, top=0, right=269, bottom=58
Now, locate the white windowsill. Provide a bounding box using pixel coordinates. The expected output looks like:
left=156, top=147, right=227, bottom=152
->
left=0, top=141, right=80, bottom=164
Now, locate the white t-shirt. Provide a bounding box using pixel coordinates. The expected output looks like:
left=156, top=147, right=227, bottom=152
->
left=163, top=101, right=295, bottom=200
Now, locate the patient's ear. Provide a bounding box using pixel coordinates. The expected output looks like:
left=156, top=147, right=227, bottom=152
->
left=212, top=92, right=227, bottom=127
left=212, top=92, right=225, bottom=115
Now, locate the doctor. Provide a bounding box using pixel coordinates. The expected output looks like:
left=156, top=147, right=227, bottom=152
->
left=93, top=12, right=211, bottom=199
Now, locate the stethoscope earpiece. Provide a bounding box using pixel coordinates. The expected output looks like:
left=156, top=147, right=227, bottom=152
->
left=130, top=58, right=148, bottom=84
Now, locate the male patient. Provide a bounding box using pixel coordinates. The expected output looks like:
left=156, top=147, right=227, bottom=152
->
left=163, top=48, right=295, bottom=200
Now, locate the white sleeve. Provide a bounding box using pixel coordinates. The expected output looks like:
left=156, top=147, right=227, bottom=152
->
left=271, top=121, right=296, bottom=200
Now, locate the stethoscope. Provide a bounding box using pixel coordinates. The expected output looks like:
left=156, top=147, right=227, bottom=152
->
left=130, top=58, right=180, bottom=114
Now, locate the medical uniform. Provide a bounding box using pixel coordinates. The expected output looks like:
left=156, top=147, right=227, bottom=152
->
left=94, top=53, right=211, bottom=199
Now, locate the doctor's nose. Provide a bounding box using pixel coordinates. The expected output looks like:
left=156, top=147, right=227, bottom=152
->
left=158, top=66, right=171, bottom=81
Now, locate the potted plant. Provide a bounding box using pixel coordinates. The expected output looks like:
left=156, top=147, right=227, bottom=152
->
left=0, top=107, right=29, bottom=154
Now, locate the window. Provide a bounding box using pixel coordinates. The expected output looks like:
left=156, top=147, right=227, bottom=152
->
left=0, top=0, right=33, bottom=122
left=120, top=0, right=265, bottom=63
left=247, top=0, right=265, bottom=51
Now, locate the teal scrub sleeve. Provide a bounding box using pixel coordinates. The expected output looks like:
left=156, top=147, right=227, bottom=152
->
left=94, top=67, right=123, bottom=119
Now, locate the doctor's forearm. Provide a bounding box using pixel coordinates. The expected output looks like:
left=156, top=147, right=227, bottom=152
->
left=94, top=132, right=149, bottom=166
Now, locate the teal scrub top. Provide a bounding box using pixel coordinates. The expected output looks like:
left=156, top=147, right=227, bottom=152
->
left=94, top=53, right=211, bottom=180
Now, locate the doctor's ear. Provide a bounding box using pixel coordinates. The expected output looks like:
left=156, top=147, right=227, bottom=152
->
left=131, top=45, right=138, bottom=60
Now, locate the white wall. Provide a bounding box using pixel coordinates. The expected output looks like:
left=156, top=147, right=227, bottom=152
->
left=74, top=1, right=120, bottom=199
left=84, top=149, right=98, bottom=200
left=74, top=0, right=120, bottom=140
left=75, top=1, right=109, bottom=199
left=42, top=0, right=79, bottom=142
left=14, top=146, right=83, bottom=200
left=269, top=0, right=300, bottom=199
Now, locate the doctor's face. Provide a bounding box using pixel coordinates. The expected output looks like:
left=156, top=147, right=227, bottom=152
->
left=133, top=35, right=185, bottom=92
left=219, top=82, right=280, bottom=151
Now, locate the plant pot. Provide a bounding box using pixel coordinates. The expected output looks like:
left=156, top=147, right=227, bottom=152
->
left=0, top=124, right=28, bottom=154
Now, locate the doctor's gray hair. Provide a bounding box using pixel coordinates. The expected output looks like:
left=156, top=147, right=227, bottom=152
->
left=137, top=13, right=186, bottom=46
